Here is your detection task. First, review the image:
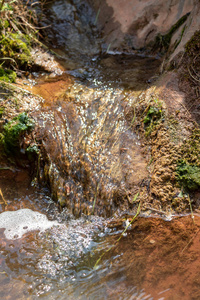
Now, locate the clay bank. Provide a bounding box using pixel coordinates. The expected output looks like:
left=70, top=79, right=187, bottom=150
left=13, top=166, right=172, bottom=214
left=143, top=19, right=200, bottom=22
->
left=0, top=0, right=200, bottom=299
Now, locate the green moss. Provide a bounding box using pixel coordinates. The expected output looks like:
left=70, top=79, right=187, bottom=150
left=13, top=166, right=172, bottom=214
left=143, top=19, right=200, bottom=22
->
left=0, top=106, right=5, bottom=117
left=26, top=144, right=39, bottom=161
left=0, top=67, right=16, bottom=82
left=176, top=130, right=200, bottom=191
left=3, top=112, right=35, bottom=154
left=143, top=106, right=162, bottom=124
left=143, top=105, right=163, bottom=136
left=176, top=161, right=200, bottom=191
left=154, top=13, right=190, bottom=53
left=0, top=33, right=32, bottom=68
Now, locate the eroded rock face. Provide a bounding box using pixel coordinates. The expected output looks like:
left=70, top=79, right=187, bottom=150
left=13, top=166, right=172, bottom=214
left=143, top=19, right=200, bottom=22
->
left=88, top=0, right=196, bottom=52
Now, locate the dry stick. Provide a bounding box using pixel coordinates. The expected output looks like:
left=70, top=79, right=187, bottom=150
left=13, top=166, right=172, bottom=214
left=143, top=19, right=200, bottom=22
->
left=145, top=206, right=166, bottom=215
left=191, top=65, right=200, bottom=78
left=0, top=188, right=7, bottom=206
left=94, top=201, right=141, bottom=269
left=188, top=65, right=200, bottom=83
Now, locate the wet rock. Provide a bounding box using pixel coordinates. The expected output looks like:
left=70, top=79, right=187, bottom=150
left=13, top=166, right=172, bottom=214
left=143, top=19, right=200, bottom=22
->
left=88, top=0, right=195, bottom=54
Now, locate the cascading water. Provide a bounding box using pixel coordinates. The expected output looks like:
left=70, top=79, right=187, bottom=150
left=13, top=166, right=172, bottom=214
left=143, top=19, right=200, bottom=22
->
left=2, top=1, right=196, bottom=299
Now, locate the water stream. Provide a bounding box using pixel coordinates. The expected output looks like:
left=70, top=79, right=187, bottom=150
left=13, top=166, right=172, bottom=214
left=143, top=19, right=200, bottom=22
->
left=0, top=0, right=200, bottom=299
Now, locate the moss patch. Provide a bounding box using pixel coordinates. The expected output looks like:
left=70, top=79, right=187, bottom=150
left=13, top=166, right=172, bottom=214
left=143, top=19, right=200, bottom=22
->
left=2, top=112, right=35, bottom=155
left=177, top=161, right=200, bottom=191
left=153, top=13, right=190, bottom=54
left=0, top=33, right=32, bottom=68
left=0, top=67, right=16, bottom=82
left=176, top=130, right=200, bottom=191
left=0, top=106, right=5, bottom=117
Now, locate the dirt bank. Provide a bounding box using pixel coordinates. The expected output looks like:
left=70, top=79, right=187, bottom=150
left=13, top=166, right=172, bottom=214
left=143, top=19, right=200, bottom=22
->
left=106, top=214, right=200, bottom=299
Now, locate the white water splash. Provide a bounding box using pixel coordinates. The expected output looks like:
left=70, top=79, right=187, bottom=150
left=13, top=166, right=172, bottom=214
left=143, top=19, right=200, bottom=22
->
left=0, top=209, right=59, bottom=240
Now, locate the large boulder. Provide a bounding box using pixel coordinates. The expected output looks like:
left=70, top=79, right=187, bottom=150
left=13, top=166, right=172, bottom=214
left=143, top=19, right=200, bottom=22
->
left=88, top=0, right=198, bottom=55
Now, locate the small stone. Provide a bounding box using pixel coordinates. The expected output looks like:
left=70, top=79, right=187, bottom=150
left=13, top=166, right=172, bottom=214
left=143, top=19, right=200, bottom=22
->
left=149, top=239, right=156, bottom=244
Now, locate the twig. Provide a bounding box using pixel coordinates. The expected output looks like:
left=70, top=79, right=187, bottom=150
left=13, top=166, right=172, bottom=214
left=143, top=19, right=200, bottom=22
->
left=0, top=188, right=7, bottom=206
left=188, top=65, right=200, bottom=83
left=145, top=206, right=166, bottom=215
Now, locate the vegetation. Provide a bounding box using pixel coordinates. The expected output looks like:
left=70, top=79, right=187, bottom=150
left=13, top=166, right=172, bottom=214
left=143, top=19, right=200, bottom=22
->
left=154, top=12, right=190, bottom=53
left=1, top=112, right=35, bottom=155
left=0, top=33, right=32, bottom=68
left=0, top=0, right=39, bottom=82
left=177, top=161, right=200, bottom=191
left=176, top=130, right=200, bottom=191
left=0, top=66, right=16, bottom=82
left=143, top=102, right=163, bottom=136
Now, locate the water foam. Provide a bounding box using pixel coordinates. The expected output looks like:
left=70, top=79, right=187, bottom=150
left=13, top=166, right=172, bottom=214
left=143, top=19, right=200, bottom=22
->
left=0, top=209, right=59, bottom=240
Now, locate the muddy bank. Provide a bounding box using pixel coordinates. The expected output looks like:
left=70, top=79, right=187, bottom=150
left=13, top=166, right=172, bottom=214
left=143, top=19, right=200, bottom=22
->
left=105, top=214, right=200, bottom=300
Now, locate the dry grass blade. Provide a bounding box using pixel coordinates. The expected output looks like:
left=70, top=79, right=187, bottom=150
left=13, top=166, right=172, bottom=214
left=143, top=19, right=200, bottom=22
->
left=188, top=65, right=200, bottom=83
left=0, top=188, right=7, bottom=206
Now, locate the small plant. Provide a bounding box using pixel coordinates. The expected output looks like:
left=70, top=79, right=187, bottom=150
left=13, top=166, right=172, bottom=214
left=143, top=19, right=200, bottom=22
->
left=143, top=104, right=163, bottom=136
left=143, top=106, right=162, bottom=124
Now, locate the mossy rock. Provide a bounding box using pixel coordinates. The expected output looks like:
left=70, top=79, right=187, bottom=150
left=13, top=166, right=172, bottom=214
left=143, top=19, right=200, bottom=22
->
left=153, top=13, right=190, bottom=53
left=3, top=112, right=35, bottom=155
left=0, top=33, right=32, bottom=68
left=176, top=161, right=200, bottom=191
left=0, top=67, right=16, bottom=83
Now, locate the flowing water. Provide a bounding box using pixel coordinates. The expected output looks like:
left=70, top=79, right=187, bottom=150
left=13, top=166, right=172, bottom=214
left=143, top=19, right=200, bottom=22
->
left=1, top=0, right=200, bottom=299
